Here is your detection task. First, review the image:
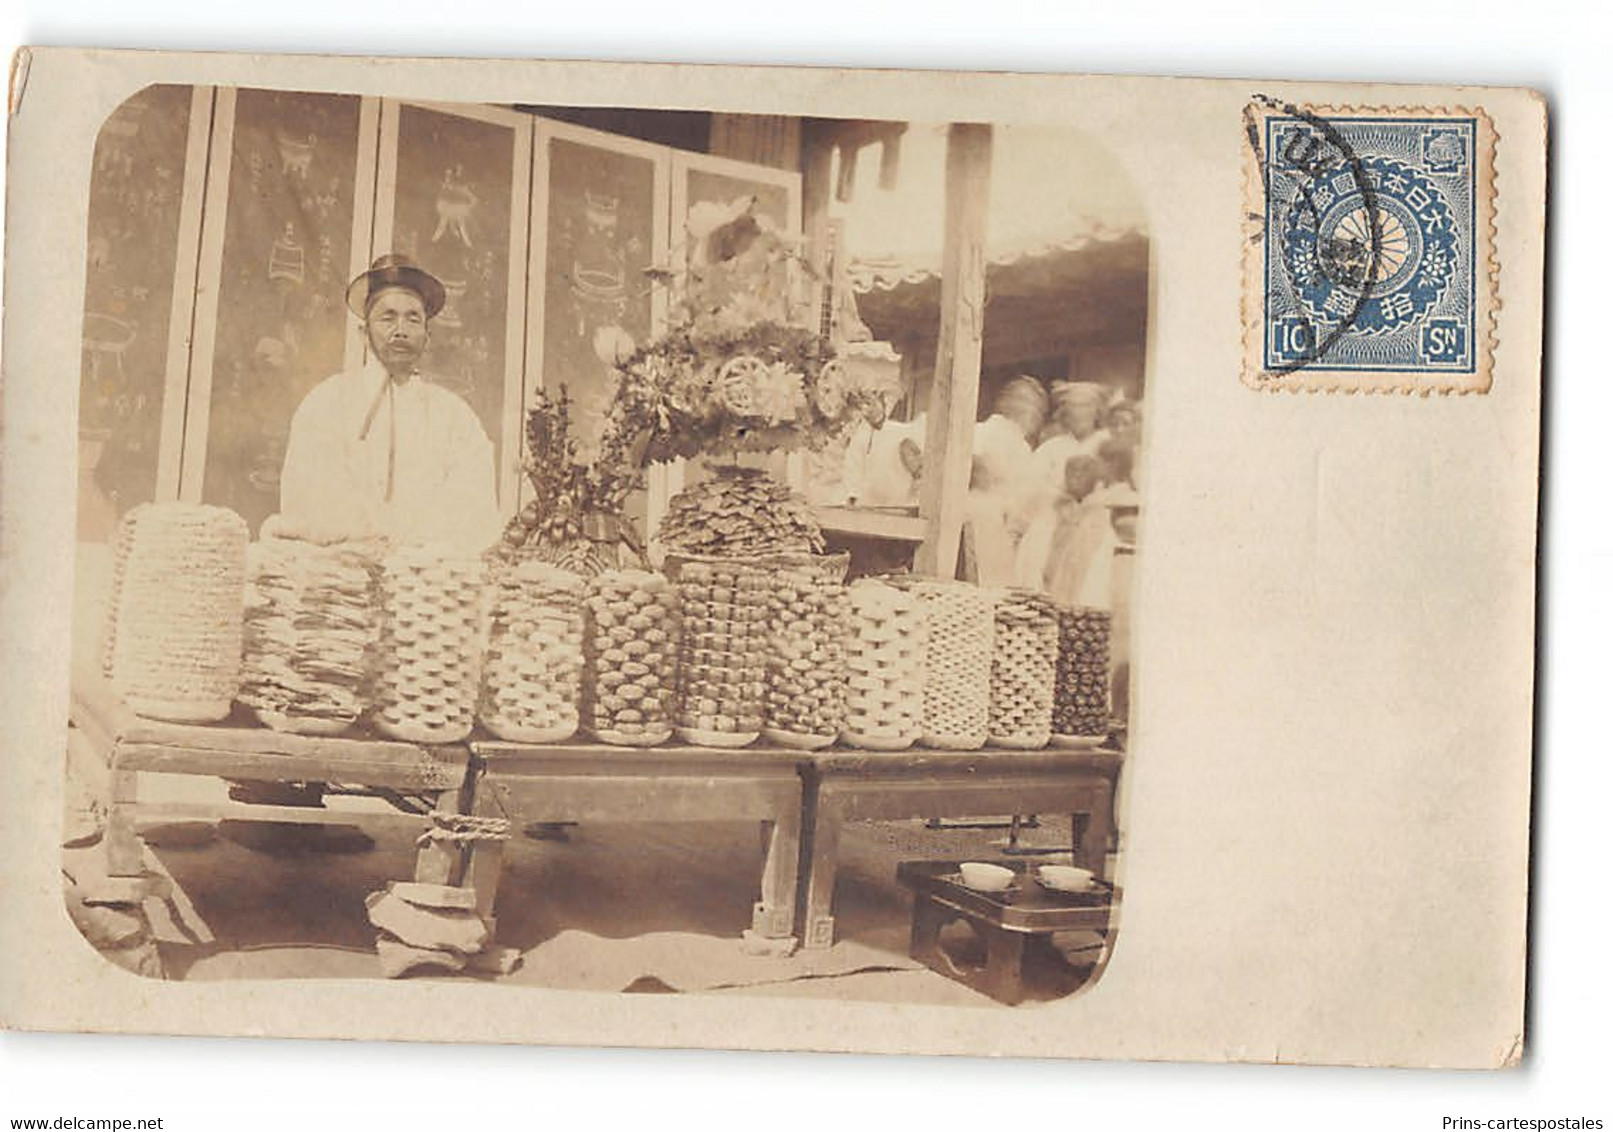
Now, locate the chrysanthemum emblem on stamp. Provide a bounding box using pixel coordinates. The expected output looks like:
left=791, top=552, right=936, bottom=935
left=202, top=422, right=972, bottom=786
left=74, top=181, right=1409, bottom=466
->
left=1242, top=98, right=1498, bottom=393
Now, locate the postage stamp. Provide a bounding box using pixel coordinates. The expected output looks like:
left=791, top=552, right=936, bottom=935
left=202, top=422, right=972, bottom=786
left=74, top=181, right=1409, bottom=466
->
left=1242, top=98, right=1498, bottom=393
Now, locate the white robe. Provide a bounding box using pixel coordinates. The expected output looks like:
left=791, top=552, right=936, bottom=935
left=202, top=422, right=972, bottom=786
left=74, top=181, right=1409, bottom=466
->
left=280, top=364, right=503, bottom=551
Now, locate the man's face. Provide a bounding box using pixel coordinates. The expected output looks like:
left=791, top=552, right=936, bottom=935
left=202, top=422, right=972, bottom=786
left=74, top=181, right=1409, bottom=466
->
left=365, top=287, right=429, bottom=373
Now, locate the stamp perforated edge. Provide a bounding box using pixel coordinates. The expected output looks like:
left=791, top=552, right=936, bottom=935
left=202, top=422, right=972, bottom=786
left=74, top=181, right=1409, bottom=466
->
left=1240, top=101, right=1500, bottom=396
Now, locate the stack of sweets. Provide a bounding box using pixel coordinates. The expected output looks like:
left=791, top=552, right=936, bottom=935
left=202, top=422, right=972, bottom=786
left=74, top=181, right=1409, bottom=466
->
left=762, top=554, right=850, bottom=749
left=478, top=560, right=584, bottom=743
left=988, top=590, right=1060, bottom=749
left=667, top=555, right=768, bottom=746
left=840, top=578, right=925, bottom=751
left=581, top=569, right=679, bottom=745
left=102, top=502, right=248, bottom=722
left=1053, top=605, right=1112, bottom=743
left=239, top=536, right=376, bottom=734
left=911, top=580, right=995, bottom=750
left=371, top=548, right=488, bottom=744
left=656, top=465, right=824, bottom=559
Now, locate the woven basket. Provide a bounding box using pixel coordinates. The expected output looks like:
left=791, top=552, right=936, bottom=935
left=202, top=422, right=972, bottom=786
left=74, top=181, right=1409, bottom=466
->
left=840, top=578, right=925, bottom=751
left=581, top=569, right=679, bottom=746
left=762, top=553, right=849, bottom=749
left=478, top=560, right=584, bottom=743
left=102, top=503, right=248, bottom=722
left=239, top=534, right=378, bottom=735
left=370, top=548, right=488, bottom=744
left=988, top=590, right=1060, bottom=749
left=1053, top=605, right=1112, bottom=742
left=666, top=555, right=768, bottom=747
left=911, top=580, right=995, bottom=750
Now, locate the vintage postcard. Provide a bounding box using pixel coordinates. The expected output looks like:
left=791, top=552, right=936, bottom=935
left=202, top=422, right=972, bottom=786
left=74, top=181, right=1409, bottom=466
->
left=0, top=47, right=1544, bottom=1067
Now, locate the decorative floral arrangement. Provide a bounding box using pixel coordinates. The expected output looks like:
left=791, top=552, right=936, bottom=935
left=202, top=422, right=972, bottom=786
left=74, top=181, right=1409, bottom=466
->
left=598, top=197, right=882, bottom=467
left=496, top=387, right=646, bottom=568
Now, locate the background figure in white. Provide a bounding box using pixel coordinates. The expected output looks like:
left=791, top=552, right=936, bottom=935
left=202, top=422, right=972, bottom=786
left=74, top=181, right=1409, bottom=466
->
left=1014, top=453, right=1107, bottom=601
left=844, top=399, right=927, bottom=510
left=971, top=373, right=1048, bottom=530
left=1033, top=381, right=1111, bottom=509
left=960, top=375, right=1045, bottom=584
left=279, top=253, right=503, bottom=552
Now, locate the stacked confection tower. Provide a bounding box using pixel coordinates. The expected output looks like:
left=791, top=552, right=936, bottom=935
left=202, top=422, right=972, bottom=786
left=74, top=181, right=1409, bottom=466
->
left=988, top=591, right=1061, bottom=749
left=1053, top=606, right=1113, bottom=741
left=581, top=569, right=680, bottom=745
left=478, top=560, right=585, bottom=742
left=371, top=548, right=489, bottom=744
left=668, top=556, right=769, bottom=746
left=763, top=554, right=850, bottom=748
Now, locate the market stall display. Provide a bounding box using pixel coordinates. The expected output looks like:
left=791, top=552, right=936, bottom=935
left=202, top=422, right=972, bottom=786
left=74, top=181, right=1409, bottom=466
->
left=580, top=569, right=680, bottom=745
left=840, top=578, right=926, bottom=751
left=666, top=554, right=769, bottom=746
left=102, top=502, right=249, bottom=723
left=988, top=590, right=1060, bottom=749
left=1053, top=605, right=1112, bottom=745
left=911, top=580, right=995, bottom=750
left=478, top=560, right=585, bottom=743
left=238, top=530, right=378, bottom=735
left=371, top=548, right=489, bottom=744
left=763, top=553, right=850, bottom=749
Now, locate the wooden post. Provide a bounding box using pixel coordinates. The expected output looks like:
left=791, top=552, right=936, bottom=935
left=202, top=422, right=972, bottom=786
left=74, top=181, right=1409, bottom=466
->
left=800, top=121, right=838, bottom=320
left=915, top=123, right=992, bottom=578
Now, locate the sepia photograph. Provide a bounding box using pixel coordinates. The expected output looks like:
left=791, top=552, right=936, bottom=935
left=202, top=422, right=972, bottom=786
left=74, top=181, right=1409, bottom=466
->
left=0, top=44, right=1549, bottom=1077
left=64, top=82, right=1147, bottom=1003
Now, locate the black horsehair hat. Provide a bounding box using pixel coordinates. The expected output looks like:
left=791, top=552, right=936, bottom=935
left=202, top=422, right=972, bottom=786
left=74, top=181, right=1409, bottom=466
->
left=345, top=253, right=447, bottom=319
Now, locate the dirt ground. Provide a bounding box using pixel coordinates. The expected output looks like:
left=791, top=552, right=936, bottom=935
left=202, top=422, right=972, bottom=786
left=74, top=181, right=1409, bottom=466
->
left=66, top=773, right=1115, bottom=1008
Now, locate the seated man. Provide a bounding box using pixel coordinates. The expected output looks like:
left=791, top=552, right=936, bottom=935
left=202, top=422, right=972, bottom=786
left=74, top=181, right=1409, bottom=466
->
left=227, top=254, right=503, bottom=853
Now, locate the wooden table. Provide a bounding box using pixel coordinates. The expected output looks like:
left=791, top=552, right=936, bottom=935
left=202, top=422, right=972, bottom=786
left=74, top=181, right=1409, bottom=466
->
left=798, top=748, right=1122, bottom=950
left=897, top=860, right=1119, bottom=1005
left=468, top=742, right=808, bottom=941
left=70, top=672, right=475, bottom=893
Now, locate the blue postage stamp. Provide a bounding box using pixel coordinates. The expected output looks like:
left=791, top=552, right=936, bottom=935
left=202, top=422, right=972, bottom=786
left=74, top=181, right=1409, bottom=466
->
left=1243, top=100, right=1496, bottom=393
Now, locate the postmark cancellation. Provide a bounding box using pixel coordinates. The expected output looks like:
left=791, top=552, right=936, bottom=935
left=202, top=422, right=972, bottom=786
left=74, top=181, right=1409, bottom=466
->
left=1242, top=99, right=1498, bottom=394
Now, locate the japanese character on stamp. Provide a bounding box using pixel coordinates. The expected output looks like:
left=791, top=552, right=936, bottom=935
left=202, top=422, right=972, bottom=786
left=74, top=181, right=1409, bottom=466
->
left=1242, top=97, right=1498, bottom=393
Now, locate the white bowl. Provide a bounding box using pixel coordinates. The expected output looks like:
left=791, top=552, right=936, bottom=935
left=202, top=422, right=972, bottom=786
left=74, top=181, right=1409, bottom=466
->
left=958, top=862, right=1016, bottom=892
left=1037, top=865, right=1096, bottom=892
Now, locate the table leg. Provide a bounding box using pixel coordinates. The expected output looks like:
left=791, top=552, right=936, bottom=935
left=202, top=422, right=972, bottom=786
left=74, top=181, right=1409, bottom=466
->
left=753, top=807, right=801, bottom=939
left=981, top=927, right=1028, bottom=1006
left=801, top=795, right=842, bottom=951
left=105, top=767, right=143, bottom=877
left=1070, top=781, right=1114, bottom=878
left=413, top=787, right=468, bottom=887
left=908, top=892, right=951, bottom=965
left=466, top=770, right=506, bottom=923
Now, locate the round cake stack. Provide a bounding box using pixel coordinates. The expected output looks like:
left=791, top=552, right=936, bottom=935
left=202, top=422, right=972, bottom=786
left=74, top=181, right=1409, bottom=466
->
left=1053, top=605, right=1113, bottom=745
left=581, top=569, right=680, bottom=746
left=911, top=580, right=995, bottom=750
left=478, top=560, right=584, bottom=743
left=239, top=535, right=377, bottom=735
left=988, top=590, right=1060, bottom=749
left=666, top=556, right=768, bottom=747
left=763, top=554, right=850, bottom=749
left=371, top=548, right=489, bottom=744
left=839, top=578, right=925, bottom=751
left=102, top=502, right=249, bottom=722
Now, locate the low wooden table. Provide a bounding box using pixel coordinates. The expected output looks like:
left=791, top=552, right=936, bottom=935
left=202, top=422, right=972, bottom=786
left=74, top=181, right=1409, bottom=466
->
left=798, top=748, right=1122, bottom=950
left=70, top=673, right=475, bottom=893
left=468, top=742, right=807, bottom=941
left=897, top=859, right=1118, bottom=1005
